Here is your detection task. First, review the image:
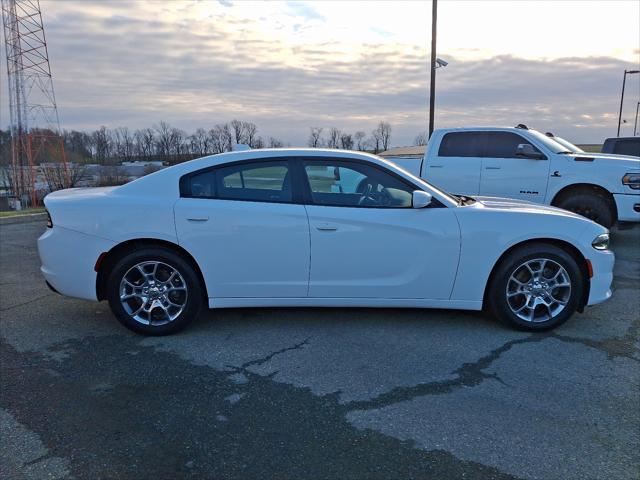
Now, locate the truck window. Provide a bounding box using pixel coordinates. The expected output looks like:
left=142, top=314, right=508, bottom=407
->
left=438, top=132, right=484, bottom=157
left=484, top=132, right=541, bottom=158
left=612, top=139, right=640, bottom=156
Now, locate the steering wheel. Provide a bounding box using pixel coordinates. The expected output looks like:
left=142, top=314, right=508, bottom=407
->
left=357, top=182, right=392, bottom=206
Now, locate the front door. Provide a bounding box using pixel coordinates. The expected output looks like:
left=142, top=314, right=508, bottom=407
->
left=174, top=159, right=310, bottom=298
left=301, top=159, right=460, bottom=299
left=480, top=131, right=550, bottom=203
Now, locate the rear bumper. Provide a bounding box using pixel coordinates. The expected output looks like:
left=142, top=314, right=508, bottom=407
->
left=586, top=249, right=615, bottom=306
left=38, top=226, right=116, bottom=301
left=613, top=193, right=640, bottom=222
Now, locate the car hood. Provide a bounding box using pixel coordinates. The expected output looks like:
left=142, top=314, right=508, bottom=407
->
left=567, top=153, right=640, bottom=170
left=472, top=196, right=590, bottom=221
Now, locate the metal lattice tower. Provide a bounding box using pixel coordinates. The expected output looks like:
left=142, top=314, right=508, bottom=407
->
left=1, top=0, right=68, bottom=205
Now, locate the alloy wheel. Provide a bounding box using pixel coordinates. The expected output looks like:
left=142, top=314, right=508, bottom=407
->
left=506, top=258, right=572, bottom=323
left=119, top=261, right=188, bottom=326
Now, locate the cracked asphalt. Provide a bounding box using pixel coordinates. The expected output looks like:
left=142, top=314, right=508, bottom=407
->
left=0, top=220, right=638, bottom=480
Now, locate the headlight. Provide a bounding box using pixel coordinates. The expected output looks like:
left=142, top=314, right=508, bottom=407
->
left=622, top=173, right=640, bottom=190
left=592, top=233, right=609, bottom=250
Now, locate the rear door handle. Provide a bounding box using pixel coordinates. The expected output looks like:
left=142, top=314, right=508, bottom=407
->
left=316, top=224, right=337, bottom=231
left=186, top=216, right=209, bottom=222
left=485, top=166, right=501, bottom=170
left=429, top=165, right=443, bottom=168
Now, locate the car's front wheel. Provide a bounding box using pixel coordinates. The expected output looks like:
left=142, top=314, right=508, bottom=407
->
left=488, top=243, right=584, bottom=330
left=106, top=247, right=204, bottom=335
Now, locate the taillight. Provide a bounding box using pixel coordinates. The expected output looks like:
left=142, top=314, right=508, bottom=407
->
left=46, top=210, right=53, bottom=228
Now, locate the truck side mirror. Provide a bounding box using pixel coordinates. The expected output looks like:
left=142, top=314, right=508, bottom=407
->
left=412, top=190, right=432, bottom=208
left=515, top=143, right=545, bottom=160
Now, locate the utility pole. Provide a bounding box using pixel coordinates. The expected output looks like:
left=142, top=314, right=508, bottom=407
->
left=428, top=0, right=437, bottom=138
left=617, top=69, right=639, bottom=137
left=634, top=101, right=639, bottom=137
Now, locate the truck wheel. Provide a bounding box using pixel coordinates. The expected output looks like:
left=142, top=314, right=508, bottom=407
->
left=556, top=192, right=615, bottom=228
left=488, top=243, right=584, bottom=331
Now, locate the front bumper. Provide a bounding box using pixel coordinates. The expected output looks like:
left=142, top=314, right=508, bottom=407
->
left=613, top=193, right=640, bottom=222
left=38, top=226, right=116, bottom=301
left=586, top=248, right=615, bottom=306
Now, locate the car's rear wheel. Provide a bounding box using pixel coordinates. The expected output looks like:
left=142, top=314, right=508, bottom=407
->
left=488, top=243, right=584, bottom=330
left=106, top=247, right=203, bottom=335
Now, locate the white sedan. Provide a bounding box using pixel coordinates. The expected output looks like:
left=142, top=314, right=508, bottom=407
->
left=38, top=148, right=614, bottom=335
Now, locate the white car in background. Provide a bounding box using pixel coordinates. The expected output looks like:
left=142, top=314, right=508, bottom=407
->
left=38, top=149, right=614, bottom=335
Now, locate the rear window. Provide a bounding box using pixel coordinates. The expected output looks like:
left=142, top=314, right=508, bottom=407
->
left=438, top=132, right=484, bottom=157
left=613, top=139, right=640, bottom=157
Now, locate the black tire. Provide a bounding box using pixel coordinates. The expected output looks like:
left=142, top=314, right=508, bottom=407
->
left=556, top=191, right=615, bottom=228
left=106, top=247, right=204, bottom=335
left=487, top=243, right=584, bottom=331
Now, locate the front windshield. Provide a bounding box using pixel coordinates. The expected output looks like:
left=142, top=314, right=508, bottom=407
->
left=528, top=130, right=572, bottom=154
left=554, top=136, right=584, bottom=153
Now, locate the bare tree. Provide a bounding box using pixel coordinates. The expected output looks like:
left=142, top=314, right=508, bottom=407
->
left=268, top=137, right=284, bottom=148
left=209, top=124, right=232, bottom=154
left=340, top=133, right=353, bottom=150
left=189, top=128, right=210, bottom=156
left=414, top=131, right=428, bottom=146
left=134, top=128, right=155, bottom=158
left=113, top=127, right=134, bottom=162
left=354, top=131, right=366, bottom=151
left=41, top=163, right=87, bottom=191
left=168, top=127, right=187, bottom=156
left=91, top=126, right=111, bottom=164
left=253, top=136, right=265, bottom=149
left=371, top=128, right=382, bottom=153
left=230, top=119, right=246, bottom=145
left=242, top=121, right=259, bottom=147
left=154, top=121, right=173, bottom=156
left=375, top=121, right=392, bottom=151
left=327, top=127, right=341, bottom=148
left=308, top=127, right=323, bottom=148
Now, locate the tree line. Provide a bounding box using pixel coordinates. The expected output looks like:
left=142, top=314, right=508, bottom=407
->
left=0, top=119, right=414, bottom=169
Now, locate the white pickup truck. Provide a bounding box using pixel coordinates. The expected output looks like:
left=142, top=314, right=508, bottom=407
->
left=389, top=125, right=640, bottom=227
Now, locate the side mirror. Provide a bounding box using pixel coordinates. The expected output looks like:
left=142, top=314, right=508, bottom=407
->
left=412, top=190, right=432, bottom=209
left=515, top=143, right=545, bottom=159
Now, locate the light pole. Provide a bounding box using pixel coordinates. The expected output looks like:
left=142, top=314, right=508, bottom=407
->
left=617, top=69, right=639, bottom=137
left=428, top=0, right=437, bottom=139
left=634, top=101, right=639, bottom=137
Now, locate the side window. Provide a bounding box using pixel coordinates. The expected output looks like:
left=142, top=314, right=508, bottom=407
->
left=303, top=160, right=413, bottom=208
left=438, top=132, right=484, bottom=157
left=184, top=169, right=215, bottom=198
left=216, top=162, right=291, bottom=202
left=180, top=161, right=292, bottom=203
left=484, top=132, right=541, bottom=158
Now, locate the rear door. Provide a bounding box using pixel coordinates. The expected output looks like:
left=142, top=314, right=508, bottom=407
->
left=300, top=158, right=460, bottom=299
left=423, top=131, right=483, bottom=195
left=174, top=159, right=310, bottom=299
left=480, top=131, right=550, bottom=203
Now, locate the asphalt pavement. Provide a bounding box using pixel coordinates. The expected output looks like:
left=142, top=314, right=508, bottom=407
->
left=1, top=219, right=638, bottom=479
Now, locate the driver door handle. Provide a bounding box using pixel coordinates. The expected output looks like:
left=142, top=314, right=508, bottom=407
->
left=316, top=224, right=338, bottom=231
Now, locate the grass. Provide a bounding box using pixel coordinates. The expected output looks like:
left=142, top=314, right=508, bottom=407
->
left=576, top=144, right=602, bottom=153
left=0, top=207, right=46, bottom=218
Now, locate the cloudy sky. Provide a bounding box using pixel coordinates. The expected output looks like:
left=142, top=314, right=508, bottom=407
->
left=2, top=0, right=639, bottom=146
